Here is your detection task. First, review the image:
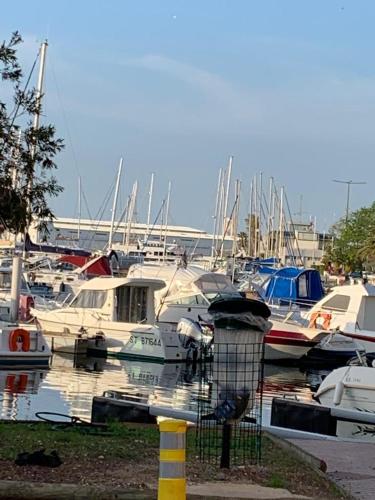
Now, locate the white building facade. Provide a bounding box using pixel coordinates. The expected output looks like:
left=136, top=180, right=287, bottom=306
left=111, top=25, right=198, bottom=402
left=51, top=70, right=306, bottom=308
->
left=29, top=217, right=235, bottom=259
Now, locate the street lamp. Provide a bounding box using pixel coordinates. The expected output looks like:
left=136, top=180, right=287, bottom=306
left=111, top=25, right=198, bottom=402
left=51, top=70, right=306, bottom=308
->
left=332, top=179, right=367, bottom=223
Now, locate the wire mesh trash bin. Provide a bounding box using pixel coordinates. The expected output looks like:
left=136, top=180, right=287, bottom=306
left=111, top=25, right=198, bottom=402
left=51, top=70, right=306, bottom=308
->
left=196, top=298, right=271, bottom=468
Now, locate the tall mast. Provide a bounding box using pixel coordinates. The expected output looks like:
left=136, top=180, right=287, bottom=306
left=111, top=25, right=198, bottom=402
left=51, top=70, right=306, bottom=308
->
left=163, top=181, right=172, bottom=261
left=212, top=168, right=223, bottom=258
left=122, top=197, right=131, bottom=246
left=253, top=174, right=258, bottom=257
left=270, top=183, right=276, bottom=256
left=77, top=176, right=81, bottom=242
left=32, top=41, right=48, bottom=133
left=223, top=155, right=233, bottom=228
left=248, top=178, right=253, bottom=257
left=231, top=179, right=241, bottom=255
left=125, top=181, right=138, bottom=251
left=145, top=172, right=154, bottom=242
left=266, top=177, right=273, bottom=258
left=217, top=171, right=225, bottom=249
left=278, top=186, right=284, bottom=263
left=27, top=41, right=48, bottom=228
left=257, top=171, right=263, bottom=257
left=108, top=157, right=123, bottom=249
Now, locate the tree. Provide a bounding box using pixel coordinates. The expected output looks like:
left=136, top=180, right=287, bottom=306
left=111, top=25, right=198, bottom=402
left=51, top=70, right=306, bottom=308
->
left=237, top=231, right=248, bottom=253
left=323, top=202, right=375, bottom=271
left=0, top=32, right=63, bottom=236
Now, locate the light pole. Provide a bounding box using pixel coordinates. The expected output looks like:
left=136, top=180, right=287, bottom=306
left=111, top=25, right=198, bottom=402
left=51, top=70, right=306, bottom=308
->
left=333, top=179, right=367, bottom=223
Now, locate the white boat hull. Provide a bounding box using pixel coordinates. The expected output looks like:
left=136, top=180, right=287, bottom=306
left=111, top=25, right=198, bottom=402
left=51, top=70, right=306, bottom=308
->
left=33, top=310, right=186, bottom=362
left=315, top=366, right=375, bottom=413
left=0, top=322, right=51, bottom=368
left=264, top=319, right=326, bottom=361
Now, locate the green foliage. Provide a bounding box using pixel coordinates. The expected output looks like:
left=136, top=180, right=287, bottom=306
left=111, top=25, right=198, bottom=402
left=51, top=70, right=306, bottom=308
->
left=0, top=32, right=63, bottom=236
left=324, top=202, right=375, bottom=271
left=266, top=473, right=286, bottom=489
left=238, top=231, right=248, bottom=251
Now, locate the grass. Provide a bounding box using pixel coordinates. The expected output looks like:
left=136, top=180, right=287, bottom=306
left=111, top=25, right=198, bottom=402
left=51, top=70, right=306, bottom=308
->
left=266, top=473, right=286, bottom=489
left=0, top=421, right=346, bottom=498
left=0, top=421, right=159, bottom=461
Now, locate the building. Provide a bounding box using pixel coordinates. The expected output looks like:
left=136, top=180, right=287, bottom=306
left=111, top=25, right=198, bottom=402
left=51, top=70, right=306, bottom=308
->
left=29, top=217, right=235, bottom=259
left=274, top=222, right=332, bottom=267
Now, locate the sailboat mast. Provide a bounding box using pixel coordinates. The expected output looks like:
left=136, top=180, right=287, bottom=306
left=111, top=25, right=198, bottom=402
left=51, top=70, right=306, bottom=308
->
left=258, top=171, right=263, bottom=257
left=266, top=177, right=273, bottom=258
left=32, top=41, right=48, bottom=136
left=231, top=179, right=241, bottom=255
left=146, top=172, right=154, bottom=241
left=77, top=176, right=81, bottom=242
left=163, top=181, right=172, bottom=261
left=212, top=168, right=223, bottom=258
left=278, top=186, right=284, bottom=263
left=216, top=171, right=225, bottom=255
left=125, top=181, right=138, bottom=251
left=223, top=156, right=233, bottom=227
left=248, top=178, right=253, bottom=257
left=108, top=157, right=123, bottom=249
left=27, top=41, right=48, bottom=226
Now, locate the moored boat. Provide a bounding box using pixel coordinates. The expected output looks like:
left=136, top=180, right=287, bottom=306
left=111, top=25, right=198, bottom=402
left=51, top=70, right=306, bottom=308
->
left=0, top=322, right=51, bottom=368
left=315, top=365, right=375, bottom=413
left=31, top=276, right=209, bottom=362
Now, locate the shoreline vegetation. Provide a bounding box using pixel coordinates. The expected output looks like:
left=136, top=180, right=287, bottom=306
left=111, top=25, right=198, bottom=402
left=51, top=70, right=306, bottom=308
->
left=0, top=421, right=346, bottom=499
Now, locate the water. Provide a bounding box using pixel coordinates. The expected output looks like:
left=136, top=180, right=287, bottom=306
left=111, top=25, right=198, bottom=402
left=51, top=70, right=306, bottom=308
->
left=0, top=353, right=331, bottom=422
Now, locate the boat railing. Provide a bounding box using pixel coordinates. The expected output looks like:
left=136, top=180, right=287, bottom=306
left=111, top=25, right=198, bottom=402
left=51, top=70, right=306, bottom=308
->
left=266, top=297, right=318, bottom=310
left=34, top=292, right=72, bottom=310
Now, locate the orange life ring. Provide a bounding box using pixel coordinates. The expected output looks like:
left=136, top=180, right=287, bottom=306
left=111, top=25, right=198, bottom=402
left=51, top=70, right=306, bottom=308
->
left=9, top=328, right=31, bottom=352
left=308, top=311, right=332, bottom=330
left=5, top=374, right=28, bottom=393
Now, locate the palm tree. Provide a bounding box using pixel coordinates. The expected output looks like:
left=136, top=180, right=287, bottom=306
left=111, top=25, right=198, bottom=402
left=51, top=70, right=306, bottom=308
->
left=357, top=235, right=375, bottom=264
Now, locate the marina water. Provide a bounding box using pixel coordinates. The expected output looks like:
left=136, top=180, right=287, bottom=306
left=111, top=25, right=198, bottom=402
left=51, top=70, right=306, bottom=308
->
left=0, top=354, right=324, bottom=422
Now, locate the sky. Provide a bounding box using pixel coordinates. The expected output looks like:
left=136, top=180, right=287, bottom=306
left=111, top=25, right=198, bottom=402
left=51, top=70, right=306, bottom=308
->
left=2, top=0, right=375, bottom=233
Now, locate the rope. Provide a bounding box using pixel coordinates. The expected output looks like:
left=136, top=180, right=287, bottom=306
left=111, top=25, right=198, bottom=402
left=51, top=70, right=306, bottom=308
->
left=35, top=412, right=110, bottom=435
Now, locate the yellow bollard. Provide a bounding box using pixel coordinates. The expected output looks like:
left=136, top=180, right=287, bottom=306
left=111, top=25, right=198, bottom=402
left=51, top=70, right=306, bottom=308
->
left=158, top=419, right=187, bottom=500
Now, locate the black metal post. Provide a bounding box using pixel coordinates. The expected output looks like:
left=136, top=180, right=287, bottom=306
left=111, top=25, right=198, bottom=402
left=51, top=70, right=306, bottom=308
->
left=220, top=423, right=232, bottom=468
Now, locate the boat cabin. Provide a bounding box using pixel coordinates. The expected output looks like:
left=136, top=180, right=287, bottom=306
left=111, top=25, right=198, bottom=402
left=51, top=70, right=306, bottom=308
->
left=307, top=283, right=375, bottom=332
left=68, top=277, right=166, bottom=324
left=128, top=263, right=241, bottom=323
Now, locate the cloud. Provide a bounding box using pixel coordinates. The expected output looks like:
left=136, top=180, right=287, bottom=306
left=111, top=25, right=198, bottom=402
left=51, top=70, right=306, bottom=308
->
left=38, top=46, right=375, bottom=147
left=114, top=54, right=375, bottom=145
left=124, top=54, right=237, bottom=98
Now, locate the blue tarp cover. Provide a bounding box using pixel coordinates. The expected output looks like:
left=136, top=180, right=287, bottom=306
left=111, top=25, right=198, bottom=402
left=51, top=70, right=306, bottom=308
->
left=260, top=266, right=324, bottom=305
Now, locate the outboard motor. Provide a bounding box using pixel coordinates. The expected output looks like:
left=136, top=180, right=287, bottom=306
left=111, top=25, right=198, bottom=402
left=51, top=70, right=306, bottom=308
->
left=177, top=317, right=211, bottom=361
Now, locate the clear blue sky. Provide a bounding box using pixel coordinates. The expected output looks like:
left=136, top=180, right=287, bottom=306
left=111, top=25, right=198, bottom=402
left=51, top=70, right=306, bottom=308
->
left=2, top=0, right=375, bottom=232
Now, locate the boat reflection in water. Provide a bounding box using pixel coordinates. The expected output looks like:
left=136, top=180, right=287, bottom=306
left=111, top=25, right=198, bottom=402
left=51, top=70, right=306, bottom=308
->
left=0, top=354, right=337, bottom=428
left=0, top=369, right=48, bottom=420
left=0, top=353, right=201, bottom=421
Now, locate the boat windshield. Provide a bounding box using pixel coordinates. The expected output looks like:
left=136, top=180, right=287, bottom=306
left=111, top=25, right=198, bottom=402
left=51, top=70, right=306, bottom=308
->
left=203, top=291, right=241, bottom=303
left=0, top=271, right=11, bottom=290
left=70, top=290, right=107, bottom=309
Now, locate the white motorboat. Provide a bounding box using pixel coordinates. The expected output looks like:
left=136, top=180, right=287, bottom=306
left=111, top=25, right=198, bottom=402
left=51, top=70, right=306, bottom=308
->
left=127, top=263, right=240, bottom=323
left=315, top=365, right=375, bottom=413
left=267, top=283, right=375, bottom=361
left=0, top=322, right=51, bottom=368
left=128, top=263, right=324, bottom=361
left=31, top=276, right=208, bottom=362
